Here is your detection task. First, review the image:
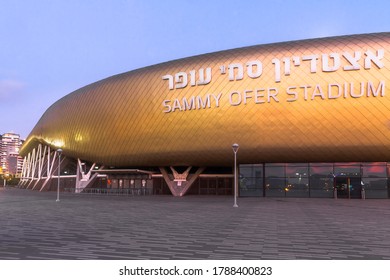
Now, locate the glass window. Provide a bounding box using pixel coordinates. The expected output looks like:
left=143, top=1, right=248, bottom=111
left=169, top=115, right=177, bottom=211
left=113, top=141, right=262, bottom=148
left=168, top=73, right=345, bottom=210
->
left=266, top=163, right=285, bottom=166
left=310, top=164, right=333, bottom=176
left=240, top=177, right=261, bottom=189
left=208, top=179, right=217, bottom=195
left=134, top=179, right=142, bottom=188
left=309, top=175, right=334, bottom=189
left=240, top=177, right=263, bottom=197
left=334, top=163, right=360, bottom=177
left=362, top=162, right=386, bottom=178
left=362, top=178, right=388, bottom=198
left=239, top=164, right=263, bottom=178
left=309, top=176, right=334, bottom=198
left=217, top=178, right=232, bottom=195
left=286, top=163, right=309, bottom=177
left=240, top=165, right=253, bottom=178
left=111, top=179, right=118, bottom=188
left=199, top=178, right=209, bottom=195
left=265, top=164, right=285, bottom=177
left=286, top=177, right=309, bottom=197
left=265, top=177, right=286, bottom=197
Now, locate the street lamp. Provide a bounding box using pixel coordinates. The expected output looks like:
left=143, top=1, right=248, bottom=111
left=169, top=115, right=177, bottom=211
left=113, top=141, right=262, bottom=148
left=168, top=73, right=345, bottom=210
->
left=232, top=143, right=239, bottom=207
left=56, top=148, right=63, bottom=202
left=3, top=173, right=9, bottom=188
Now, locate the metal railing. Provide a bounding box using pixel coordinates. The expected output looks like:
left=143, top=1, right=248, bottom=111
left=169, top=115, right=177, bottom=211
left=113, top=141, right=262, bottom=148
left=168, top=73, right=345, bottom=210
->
left=64, top=188, right=153, bottom=196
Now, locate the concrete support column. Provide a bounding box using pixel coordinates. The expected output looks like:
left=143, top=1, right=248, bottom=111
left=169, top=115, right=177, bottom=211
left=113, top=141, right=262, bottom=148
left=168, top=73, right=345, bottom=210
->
left=159, top=166, right=205, bottom=196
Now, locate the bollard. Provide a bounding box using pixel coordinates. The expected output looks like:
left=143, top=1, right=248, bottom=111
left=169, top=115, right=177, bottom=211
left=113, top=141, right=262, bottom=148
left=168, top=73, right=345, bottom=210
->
left=361, top=188, right=366, bottom=200
left=333, top=187, right=337, bottom=199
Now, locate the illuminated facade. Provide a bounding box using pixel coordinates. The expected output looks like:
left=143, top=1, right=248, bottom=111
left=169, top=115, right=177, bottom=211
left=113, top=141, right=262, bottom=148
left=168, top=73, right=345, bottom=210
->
left=1, top=132, right=23, bottom=176
left=19, top=32, right=390, bottom=198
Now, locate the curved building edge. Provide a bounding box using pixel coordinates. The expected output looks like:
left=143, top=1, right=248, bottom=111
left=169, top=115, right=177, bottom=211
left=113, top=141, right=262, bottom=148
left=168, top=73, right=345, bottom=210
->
left=18, top=32, right=390, bottom=198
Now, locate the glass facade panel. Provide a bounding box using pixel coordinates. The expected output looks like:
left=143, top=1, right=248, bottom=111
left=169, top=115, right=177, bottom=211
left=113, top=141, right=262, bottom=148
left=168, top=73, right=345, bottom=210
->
left=334, top=164, right=361, bottom=177
left=134, top=179, right=142, bottom=188
left=265, top=177, right=286, bottom=197
left=199, top=178, right=209, bottom=195
left=208, top=179, right=217, bottom=195
left=238, top=162, right=389, bottom=199
left=240, top=164, right=263, bottom=197
left=240, top=164, right=263, bottom=178
left=309, top=175, right=334, bottom=197
left=240, top=177, right=263, bottom=197
left=362, top=178, right=388, bottom=198
left=111, top=179, right=118, bottom=188
left=146, top=179, right=153, bottom=188
left=362, top=163, right=386, bottom=177
left=265, top=165, right=285, bottom=177
left=286, top=177, right=309, bottom=197
left=286, top=163, right=309, bottom=177
left=310, top=165, right=333, bottom=176
left=217, top=178, right=232, bottom=195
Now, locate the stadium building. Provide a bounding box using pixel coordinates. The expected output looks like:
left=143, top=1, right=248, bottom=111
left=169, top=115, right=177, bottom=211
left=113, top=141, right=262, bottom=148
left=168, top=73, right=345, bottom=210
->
left=19, top=32, right=390, bottom=198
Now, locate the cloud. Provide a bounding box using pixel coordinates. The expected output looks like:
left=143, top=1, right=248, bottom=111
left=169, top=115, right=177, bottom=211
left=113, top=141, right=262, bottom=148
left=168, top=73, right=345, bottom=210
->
left=0, top=79, right=25, bottom=100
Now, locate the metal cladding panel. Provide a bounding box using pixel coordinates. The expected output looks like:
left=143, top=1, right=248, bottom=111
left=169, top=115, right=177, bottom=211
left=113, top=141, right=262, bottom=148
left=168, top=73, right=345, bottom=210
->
left=21, top=33, right=390, bottom=166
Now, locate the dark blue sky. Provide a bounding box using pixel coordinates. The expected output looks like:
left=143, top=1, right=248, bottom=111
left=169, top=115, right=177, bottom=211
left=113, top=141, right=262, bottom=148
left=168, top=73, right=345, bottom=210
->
left=1, top=0, right=389, bottom=138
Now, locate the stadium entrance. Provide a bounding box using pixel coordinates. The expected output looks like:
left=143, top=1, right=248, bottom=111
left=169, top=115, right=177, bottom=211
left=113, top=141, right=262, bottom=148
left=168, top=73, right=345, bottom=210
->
left=334, top=176, right=362, bottom=199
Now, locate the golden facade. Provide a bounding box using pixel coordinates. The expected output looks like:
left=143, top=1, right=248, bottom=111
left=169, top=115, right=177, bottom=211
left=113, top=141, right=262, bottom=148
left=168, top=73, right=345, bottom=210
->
left=21, top=33, right=390, bottom=166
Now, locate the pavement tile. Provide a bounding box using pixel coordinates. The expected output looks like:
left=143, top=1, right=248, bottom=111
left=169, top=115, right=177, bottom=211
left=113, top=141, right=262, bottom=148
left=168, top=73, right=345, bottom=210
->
left=0, top=188, right=390, bottom=259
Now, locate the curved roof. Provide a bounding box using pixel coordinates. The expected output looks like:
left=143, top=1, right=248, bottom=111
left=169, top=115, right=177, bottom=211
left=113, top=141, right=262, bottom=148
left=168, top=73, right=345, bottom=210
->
left=21, top=33, right=390, bottom=166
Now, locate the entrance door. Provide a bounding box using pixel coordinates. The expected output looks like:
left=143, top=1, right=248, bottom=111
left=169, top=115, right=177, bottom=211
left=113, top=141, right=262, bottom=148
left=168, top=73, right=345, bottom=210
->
left=335, top=176, right=362, bottom=198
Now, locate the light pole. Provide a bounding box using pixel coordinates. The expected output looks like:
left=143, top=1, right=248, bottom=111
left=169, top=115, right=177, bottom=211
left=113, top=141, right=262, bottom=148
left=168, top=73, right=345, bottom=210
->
left=56, top=148, right=63, bottom=202
left=232, top=143, right=239, bottom=207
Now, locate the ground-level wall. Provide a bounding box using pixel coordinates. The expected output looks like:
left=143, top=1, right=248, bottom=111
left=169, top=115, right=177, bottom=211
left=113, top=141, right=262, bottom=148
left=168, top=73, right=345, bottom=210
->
left=240, top=162, right=390, bottom=199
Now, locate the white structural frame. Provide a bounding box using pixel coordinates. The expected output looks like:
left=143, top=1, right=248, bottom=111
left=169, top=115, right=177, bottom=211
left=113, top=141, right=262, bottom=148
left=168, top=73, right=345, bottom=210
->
left=19, top=143, right=102, bottom=192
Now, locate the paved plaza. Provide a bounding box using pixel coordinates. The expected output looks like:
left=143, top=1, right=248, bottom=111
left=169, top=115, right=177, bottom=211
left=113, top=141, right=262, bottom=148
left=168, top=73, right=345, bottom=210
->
left=0, top=187, right=390, bottom=260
